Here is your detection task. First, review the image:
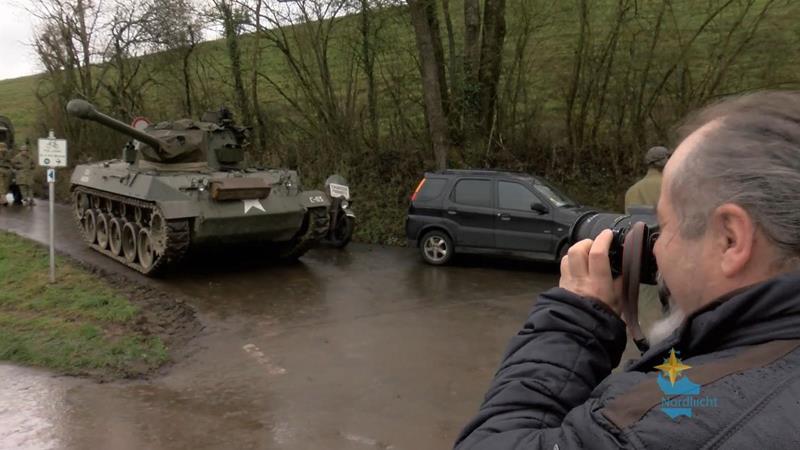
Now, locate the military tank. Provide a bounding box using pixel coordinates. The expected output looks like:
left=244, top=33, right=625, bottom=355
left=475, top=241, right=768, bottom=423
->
left=66, top=99, right=331, bottom=275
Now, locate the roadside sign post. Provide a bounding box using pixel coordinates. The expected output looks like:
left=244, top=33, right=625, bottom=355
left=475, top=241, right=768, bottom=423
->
left=47, top=168, right=56, bottom=282
left=38, top=130, right=68, bottom=283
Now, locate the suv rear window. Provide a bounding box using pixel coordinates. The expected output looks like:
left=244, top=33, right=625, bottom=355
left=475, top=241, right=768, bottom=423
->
left=452, top=179, right=492, bottom=208
left=416, top=178, right=447, bottom=201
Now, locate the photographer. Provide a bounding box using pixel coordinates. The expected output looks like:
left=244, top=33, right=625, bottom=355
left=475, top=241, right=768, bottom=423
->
left=455, top=91, right=800, bottom=449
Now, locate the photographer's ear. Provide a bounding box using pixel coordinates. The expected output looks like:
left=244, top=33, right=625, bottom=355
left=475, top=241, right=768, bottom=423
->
left=711, top=204, right=756, bottom=277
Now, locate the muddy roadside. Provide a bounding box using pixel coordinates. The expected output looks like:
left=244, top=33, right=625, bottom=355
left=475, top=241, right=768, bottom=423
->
left=78, top=261, right=205, bottom=380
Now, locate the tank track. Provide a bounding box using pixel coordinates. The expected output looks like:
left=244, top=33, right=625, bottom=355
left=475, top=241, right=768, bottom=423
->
left=72, top=186, right=190, bottom=276
left=277, top=206, right=330, bottom=260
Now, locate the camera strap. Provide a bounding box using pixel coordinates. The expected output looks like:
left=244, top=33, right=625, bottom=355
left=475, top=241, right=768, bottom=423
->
left=622, top=222, right=650, bottom=353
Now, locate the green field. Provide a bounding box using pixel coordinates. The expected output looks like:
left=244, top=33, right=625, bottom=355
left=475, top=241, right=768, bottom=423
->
left=0, top=75, right=42, bottom=144
left=0, top=231, right=168, bottom=377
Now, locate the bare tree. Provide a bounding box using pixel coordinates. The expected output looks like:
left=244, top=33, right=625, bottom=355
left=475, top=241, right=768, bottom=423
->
left=213, top=0, right=252, bottom=128
left=101, top=1, right=157, bottom=117
left=476, top=0, right=506, bottom=134
left=241, top=0, right=365, bottom=169
left=248, top=0, right=269, bottom=158
left=141, top=0, right=203, bottom=116
left=407, top=0, right=449, bottom=170
left=31, top=0, right=106, bottom=102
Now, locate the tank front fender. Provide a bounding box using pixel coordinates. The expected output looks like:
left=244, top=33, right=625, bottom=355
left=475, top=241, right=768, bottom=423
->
left=158, top=201, right=201, bottom=219
left=299, top=190, right=331, bottom=209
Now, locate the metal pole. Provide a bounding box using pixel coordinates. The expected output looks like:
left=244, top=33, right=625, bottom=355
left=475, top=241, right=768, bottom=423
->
left=49, top=176, right=55, bottom=283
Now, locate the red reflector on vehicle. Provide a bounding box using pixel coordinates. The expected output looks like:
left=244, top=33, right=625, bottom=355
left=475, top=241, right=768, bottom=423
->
left=411, top=178, right=426, bottom=201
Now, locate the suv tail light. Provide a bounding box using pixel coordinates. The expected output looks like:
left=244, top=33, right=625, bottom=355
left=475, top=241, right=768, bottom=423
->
left=410, top=178, right=426, bottom=202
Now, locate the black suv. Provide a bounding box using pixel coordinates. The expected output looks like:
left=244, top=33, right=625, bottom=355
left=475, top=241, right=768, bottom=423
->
left=405, top=170, right=593, bottom=265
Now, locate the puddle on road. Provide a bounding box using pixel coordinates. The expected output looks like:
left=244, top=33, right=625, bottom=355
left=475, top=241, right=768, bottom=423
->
left=0, top=364, right=72, bottom=450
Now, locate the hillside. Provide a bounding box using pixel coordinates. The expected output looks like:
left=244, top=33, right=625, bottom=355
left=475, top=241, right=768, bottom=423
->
left=1, top=0, right=798, bottom=243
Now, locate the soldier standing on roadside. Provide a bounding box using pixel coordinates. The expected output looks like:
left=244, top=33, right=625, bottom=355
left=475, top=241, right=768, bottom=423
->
left=12, top=145, right=36, bottom=206
left=625, top=146, right=670, bottom=315
left=624, top=146, right=669, bottom=211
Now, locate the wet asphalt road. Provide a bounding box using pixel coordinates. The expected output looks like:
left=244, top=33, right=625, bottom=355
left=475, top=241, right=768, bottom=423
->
left=0, top=202, right=645, bottom=449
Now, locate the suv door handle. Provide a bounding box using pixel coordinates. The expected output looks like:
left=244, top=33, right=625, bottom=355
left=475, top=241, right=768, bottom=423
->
left=447, top=209, right=458, bottom=215
left=498, top=213, right=511, bottom=221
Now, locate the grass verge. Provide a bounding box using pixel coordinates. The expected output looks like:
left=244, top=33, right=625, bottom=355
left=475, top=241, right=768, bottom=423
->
left=0, top=231, right=168, bottom=377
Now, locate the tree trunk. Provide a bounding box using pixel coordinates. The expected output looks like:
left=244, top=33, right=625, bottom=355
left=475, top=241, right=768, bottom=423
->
left=463, top=0, right=481, bottom=150
left=565, top=0, right=588, bottom=154
left=477, top=0, right=506, bottom=141
left=360, top=0, right=378, bottom=147
left=182, top=48, right=193, bottom=116
left=219, top=0, right=251, bottom=127
left=250, top=0, right=269, bottom=161
left=408, top=0, right=450, bottom=170
left=442, top=0, right=462, bottom=140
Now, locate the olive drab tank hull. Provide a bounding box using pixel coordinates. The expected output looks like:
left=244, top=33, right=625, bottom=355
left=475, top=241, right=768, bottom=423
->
left=67, top=99, right=331, bottom=275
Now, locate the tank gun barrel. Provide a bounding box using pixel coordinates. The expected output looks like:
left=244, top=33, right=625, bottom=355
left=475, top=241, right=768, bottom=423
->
left=66, top=99, right=163, bottom=151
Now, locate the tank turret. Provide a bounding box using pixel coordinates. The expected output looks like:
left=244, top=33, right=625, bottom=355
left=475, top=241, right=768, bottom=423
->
left=67, top=99, right=245, bottom=170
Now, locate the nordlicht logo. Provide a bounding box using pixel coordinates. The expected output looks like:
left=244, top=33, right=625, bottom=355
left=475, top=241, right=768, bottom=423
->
left=655, top=349, right=719, bottom=419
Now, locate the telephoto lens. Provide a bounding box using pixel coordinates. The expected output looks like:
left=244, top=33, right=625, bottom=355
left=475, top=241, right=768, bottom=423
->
left=568, top=206, right=659, bottom=285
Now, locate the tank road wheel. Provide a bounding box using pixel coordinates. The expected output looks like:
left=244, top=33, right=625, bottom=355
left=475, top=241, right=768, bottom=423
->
left=82, top=209, right=98, bottom=244
left=122, top=222, right=140, bottom=263
left=96, top=212, right=110, bottom=249
left=119, top=202, right=128, bottom=220
left=134, top=206, right=143, bottom=224
left=91, top=195, right=102, bottom=210
left=74, top=191, right=90, bottom=222
left=108, top=218, right=124, bottom=256
left=148, top=211, right=168, bottom=256
left=137, top=229, right=155, bottom=271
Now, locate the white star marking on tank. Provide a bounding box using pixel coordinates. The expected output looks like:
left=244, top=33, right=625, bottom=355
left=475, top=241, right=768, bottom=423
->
left=243, top=199, right=265, bottom=214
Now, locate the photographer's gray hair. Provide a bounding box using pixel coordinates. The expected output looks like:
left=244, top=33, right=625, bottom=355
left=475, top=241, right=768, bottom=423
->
left=670, top=91, right=800, bottom=266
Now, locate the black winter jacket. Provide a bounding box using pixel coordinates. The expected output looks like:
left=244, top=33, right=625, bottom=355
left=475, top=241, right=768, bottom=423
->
left=455, top=271, right=800, bottom=449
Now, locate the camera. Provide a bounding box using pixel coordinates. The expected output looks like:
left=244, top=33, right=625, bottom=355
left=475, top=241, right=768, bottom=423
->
left=569, top=207, right=661, bottom=352
left=569, top=206, right=660, bottom=285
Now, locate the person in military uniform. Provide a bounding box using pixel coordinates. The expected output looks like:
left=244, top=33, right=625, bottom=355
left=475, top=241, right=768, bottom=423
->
left=11, top=145, right=36, bottom=205
left=624, top=146, right=670, bottom=212
left=625, top=146, right=671, bottom=316
left=0, top=142, right=12, bottom=206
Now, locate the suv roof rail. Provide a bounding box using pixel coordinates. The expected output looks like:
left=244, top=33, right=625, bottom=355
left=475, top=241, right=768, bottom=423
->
left=428, top=168, right=537, bottom=178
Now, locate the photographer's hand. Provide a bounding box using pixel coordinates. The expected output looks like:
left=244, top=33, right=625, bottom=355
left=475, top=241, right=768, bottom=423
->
left=560, top=229, right=623, bottom=316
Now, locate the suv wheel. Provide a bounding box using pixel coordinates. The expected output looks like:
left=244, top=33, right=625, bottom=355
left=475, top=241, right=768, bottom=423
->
left=420, top=230, right=453, bottom=265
